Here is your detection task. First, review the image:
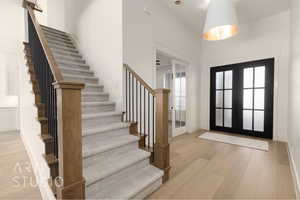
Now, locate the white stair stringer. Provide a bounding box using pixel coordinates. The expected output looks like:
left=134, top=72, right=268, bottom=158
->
left=42, top=25, right=163, bottom=199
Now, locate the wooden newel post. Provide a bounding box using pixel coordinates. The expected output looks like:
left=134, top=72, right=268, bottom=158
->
left=54, top=82, right=86, bottom=199
left=154, top=89, right=171, bottom=183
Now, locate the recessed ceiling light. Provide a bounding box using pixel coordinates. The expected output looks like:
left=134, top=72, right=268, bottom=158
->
left=174, top=0, right=182, bottom=5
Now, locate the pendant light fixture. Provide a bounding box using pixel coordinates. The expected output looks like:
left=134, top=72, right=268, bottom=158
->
left=203, top=0, right=239, bottom=41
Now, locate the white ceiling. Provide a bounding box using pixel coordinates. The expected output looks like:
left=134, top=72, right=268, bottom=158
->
left=159, top=0, right=290, bottom=34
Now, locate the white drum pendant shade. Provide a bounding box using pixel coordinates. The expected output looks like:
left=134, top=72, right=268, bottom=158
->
left=203, top=0, right=239, bottom=41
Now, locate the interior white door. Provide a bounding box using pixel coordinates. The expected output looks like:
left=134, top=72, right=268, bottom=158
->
left=171, top=60, right=187, bottom=137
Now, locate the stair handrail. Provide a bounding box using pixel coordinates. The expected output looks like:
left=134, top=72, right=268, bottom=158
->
left=25, top=2, right=63, bottom=82
left=123, top=63, right=171, bottom=182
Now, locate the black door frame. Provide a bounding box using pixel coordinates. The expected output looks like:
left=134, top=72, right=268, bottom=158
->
left=210, top=58, right=274, bottom=139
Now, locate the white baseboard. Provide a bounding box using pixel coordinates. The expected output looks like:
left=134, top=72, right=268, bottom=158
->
left=287, top=144, right=300, bottom=199
left=20, top=132, right=55, bottom=200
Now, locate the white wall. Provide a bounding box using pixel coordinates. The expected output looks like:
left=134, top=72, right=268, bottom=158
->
left=46, top=0, right=66, bottom=31
left=0, top=0, right=24, bottom=132
left=199, top=11, right=290, bottom=141
left=64, top=0, right=123, bottom=111
left=288, top=0, right=300, bottom=194
left=124, top=0, right=202, bottom=132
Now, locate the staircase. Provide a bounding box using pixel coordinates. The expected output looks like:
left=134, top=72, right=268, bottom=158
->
left=41, top=25, right=163, bottom=199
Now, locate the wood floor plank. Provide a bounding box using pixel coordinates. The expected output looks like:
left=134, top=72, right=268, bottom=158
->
left=148, top=131, right=297, bottom=199
left=0, top=131, right=42, bottom=199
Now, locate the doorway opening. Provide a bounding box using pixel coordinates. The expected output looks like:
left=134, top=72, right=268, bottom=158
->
left=155, top=50, right=188, bottom=138
left=210, top=58, right=274, bottom=139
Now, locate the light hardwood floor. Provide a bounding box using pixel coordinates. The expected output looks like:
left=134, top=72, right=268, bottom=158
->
left=0, top=131, right=41, bottom=199
left=148, top=130, right=296, bottom=199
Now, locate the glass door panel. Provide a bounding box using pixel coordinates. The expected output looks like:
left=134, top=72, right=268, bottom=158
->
left=242, top=66, right=266, bottom=132
left=163, top=70, right=173, bottom=138
left=215, top=70, right=233, bottom=128
left=172, top=61, right=187, bottom=136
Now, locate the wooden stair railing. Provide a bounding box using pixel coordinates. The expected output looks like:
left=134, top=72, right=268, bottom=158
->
left=23, top=1, right=85, bottom=199
left=123, top=64, right=170, bottom=182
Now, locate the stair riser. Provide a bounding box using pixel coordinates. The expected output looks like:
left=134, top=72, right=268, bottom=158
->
left=42, top=27, right=68, bottom=36
left=53, top=50, right=82, bottom=58
left=49, top=45, right=78, bottom=53
left=83, top=127, right=129, bottom=138
left=82, top=104, right=115, bottom=114
left=82, top=95, right=109, bottom=102
left=58, top=63, right=89, bottom=71
left=83, top=140, right=138, bottom=166
left=45, top=34, right=72, bottom=43
left=54, top=52, right=82, bottom=59
left=83, top=86, right=104, bottom=93
left=86, top=159, right=150, bottom=196
left=83, top=115, right=122, bottom=129
left=48, top=42, right=76, bottom=51
left=54, top=55, right=85, bottom=64
left=46, top=37, right=71, bottom=46
left=63, top=76, right=98, bottom=84
left=48, top=40, right=75, bottom=49
left=57, top=59, right=87, bottom=66
left=61, top=68, right=93, bottom=77
left=133, top=178, right=162, bottom=199
left=44, top=31, right=69, bottom=39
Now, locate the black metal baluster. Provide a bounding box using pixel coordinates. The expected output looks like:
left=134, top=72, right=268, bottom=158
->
left=144, top=87, right=146, bottom=146
left=148, top=91, right=150, bottom=148
left=136, top=78, right=138, bottom=123
left=152, top=95, right=155, bottom=152
left=125, top=69, right=128, bottom=121
left=132, top=76, right=135, bottom=122
left=140, top=82, right=142, bottom=135
left=129, top=72, right=131, bottom=121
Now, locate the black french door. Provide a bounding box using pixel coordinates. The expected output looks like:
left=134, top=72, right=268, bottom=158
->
left=210, top=58, right=274, bottom=139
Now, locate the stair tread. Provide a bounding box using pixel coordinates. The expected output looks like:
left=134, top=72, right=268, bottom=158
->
left=53, top=52, right=82, bottom=59
left=84, top=149, right=150, bottom=186
left=49, top=44, right=77, bottom=51
left=62, top=74, right=98, bottom=80
left=83, top=134, right=139, bottom=158
left=83, top=111, right=122, bottom=119
left=60, top=66, right=93, bottom=73
left=46, top=37, right=73, bottom=45
left=48, top=40, right=74, bottom=48
left=41, top=25, right=68, bottom=34
left=82, top=101, right=114, bottom=106
left=52, top=49, right=81, bottom=57
left=44, top=33, right=72, bottom=41
left=54, top=55, right=83, bottom=62
left=83, top=122, right=130, bottom=136
left=45, top=34, right=71, bottom=42
left=57, top=60, right=89, bottom=67
left=82, top=92, right=108, bottom=96
left=44, top=30, right=70, bottom=39
left=49, top=45, right=78, bottom=53
left=85, top=83, right=103, bottom=87
left=87, top=165, right=163, bottom=199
